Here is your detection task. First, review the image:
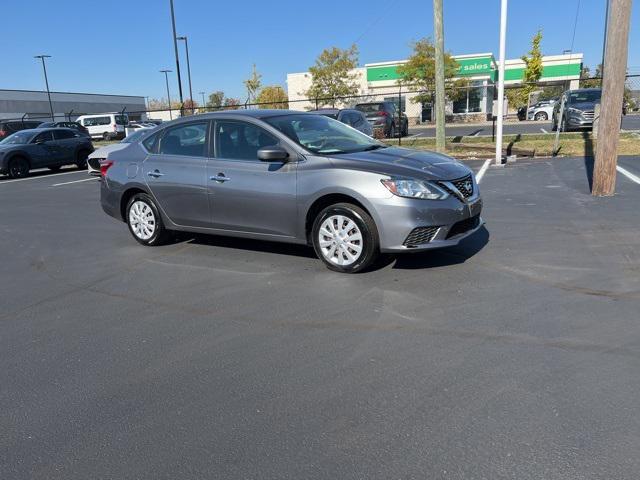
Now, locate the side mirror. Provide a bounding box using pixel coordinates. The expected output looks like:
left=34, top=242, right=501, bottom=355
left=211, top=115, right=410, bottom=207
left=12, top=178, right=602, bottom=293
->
left=257, top=145, right=289, bottom=162
left=34, top=137, right=46, bottom=145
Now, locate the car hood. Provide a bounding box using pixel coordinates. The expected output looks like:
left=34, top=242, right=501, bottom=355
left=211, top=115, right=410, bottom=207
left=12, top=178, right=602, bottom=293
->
left=0, top=144, right=21, bottom=152
left=329, top=146, right=471, bottom=180
left=88, top=142, right=129, bottom=158
left=568, top=101, right=597, bottom=111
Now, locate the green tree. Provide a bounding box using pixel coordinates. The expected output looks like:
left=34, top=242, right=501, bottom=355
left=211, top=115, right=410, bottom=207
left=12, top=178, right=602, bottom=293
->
left=257, top=85, right=289, bottom=109
left=396, top=38, right=464, bottom=105
left=244, top=64, right=262, bottom=104
left=506, top=30, right=544, bottom=108
left=580, top=64, right=603, bottom=88
left=305, top=45, right=360, bottom=107
left=207, top=91, right=225, bottom=109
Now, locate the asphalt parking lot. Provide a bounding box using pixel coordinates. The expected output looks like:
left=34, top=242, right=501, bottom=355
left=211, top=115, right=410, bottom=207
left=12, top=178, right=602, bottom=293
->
left=408, top=113, right=640, bottom=138
left=2, top=156, right=640, bottom=479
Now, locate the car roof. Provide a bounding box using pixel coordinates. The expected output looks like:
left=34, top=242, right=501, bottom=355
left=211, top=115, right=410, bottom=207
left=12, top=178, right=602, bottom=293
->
left=19, top=127, right=77, bottom=134
left=163, top=109, right=318, bottom=125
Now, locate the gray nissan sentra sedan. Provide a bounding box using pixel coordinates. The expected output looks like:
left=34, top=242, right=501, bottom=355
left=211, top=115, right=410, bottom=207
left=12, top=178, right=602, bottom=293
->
left=100, top=110, right=483, bottom=273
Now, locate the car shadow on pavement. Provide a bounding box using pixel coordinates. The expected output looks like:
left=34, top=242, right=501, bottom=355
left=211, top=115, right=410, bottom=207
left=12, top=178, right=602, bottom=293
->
left=390, top=226, right=490, bottom=270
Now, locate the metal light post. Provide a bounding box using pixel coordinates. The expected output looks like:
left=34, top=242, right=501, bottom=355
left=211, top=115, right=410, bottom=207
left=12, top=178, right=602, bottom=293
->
left=199, top=91, right=206, bottom=112
left=494, top=0, right=508, bottom=165
left=177, top=36, right=194, bottom=113
left=169, top=0, right=184, bottom=108
left=34, top=55, right=54, bottom=121
left=160, top=70, right=173, bottom=120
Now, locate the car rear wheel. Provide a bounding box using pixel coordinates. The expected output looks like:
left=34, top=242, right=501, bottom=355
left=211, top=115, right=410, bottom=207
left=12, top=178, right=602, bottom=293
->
left=312, top=203, right=379, bottom=273
left=534, top=112, right=548, bottom=121
left=8, top=157, right=30, bottom=179
left=126, top=193, right=171, bottom=246
left=102, top=132, right=110, bottom=141
left=402, top=121, right=409, bottom=136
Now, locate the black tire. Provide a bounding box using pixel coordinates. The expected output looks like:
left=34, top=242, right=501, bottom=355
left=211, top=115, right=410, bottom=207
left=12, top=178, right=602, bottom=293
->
left=8, top=156, right=30, bottom=179
left=388, top=123, right=396, bottom=139
left=76, top=150, right=89, bottom=169
left=402, top=120, right=409, bottom=136
left=534, top=112, right=548, bottom=121
left=125, top=193, right=171, bottom=246
left=311, top=203, right=379, bottom=273
left=102, top=132, right=110, bottom=141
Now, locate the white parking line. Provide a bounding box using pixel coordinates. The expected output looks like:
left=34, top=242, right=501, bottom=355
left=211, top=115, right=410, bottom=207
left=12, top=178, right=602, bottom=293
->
left=471, top=131, right=481, bottom=137
left=617, top=165, right=640, bottom=185
left=476, top=158, right=493, bottom=184
left=52, top=177, right=98, bottom=187
left=407, top=133, right=423, bottom=139
left=0, top=169, right=83, bottom=185
left=540, top=128, right=548, bottom=133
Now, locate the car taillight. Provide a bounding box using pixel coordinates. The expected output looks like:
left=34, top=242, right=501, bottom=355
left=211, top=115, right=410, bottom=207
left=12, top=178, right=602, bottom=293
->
left=99, top=159, right=114, bottom=177
left=376, top=111, right=388, bottom=117
left=113, top=124, right=118, bottom=131
left=0, top=130, right=6, bottom=137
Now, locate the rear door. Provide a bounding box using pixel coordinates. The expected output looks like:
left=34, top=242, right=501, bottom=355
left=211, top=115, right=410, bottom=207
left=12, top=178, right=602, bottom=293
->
left=52, top=129, right=78, bottom=164
left=142, top=121, right=211, bottom=228
left=208, top=119, right=298, bottom=237
left=28, top=131, right=61, bottom=168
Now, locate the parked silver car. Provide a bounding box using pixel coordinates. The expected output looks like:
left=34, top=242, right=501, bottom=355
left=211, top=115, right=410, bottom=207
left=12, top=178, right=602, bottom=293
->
left=100, top=110, right=483, bottom=273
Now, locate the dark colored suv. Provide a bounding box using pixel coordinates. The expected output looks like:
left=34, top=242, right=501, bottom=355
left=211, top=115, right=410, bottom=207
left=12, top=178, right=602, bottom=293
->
left=0, top=120, right=43, bottom=140
left=38, top=121, right=91, bottom=137
left=0, top=128, right=94, bottom=178
left=354, top=101, right=409, bottom=138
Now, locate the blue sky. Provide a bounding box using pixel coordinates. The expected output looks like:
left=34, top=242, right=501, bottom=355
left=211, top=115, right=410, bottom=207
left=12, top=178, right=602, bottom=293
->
left=1, top=0, right=638, bottom=103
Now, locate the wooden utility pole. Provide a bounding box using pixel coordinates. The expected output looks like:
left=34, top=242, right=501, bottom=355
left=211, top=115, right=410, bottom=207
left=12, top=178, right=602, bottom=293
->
left=592, top=0, right=632, bottom=196
left=433, top=0, right=446, bottom=153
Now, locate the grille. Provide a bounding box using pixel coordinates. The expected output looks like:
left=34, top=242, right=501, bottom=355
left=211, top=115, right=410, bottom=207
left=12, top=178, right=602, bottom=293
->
left=446, top=214, right=481, bottom=239
left=439, top=174, right=474, bottom=200
left=582, top=110, right=594, bottom=120
left=403, top=226, right=440, bottom=246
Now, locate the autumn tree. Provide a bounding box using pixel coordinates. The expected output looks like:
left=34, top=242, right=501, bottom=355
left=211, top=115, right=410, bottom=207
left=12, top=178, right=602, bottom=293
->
left=244, top=64, right=262, bottom=104
left=257, top=85, right=289, bottom=109
left=506, top=30, right=544, bottom=108
left=223, top=97, right=241, bottom=110
left=305, top=45, right=360, bottom=107
left=182, top=99, right=199, bottom=115
left=396, top=38, right=465, bottom=105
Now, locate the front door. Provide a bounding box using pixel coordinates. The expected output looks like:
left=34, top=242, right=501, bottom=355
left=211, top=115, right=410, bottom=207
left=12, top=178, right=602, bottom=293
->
left=208, top=120, right=297, bottom=237
left=142, top=121, right=210, bottom=228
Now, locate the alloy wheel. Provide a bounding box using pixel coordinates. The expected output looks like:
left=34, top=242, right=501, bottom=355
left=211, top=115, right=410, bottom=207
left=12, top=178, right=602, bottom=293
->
left=318, top=215, right=363, bottom=266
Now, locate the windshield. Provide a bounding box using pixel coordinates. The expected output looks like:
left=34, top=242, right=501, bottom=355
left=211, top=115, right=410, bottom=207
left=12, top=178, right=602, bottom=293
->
left=568, top=90, right=601, bottom=104
left=264, top=114, right=384, bottom=154
left=0, top=131, right=34, bottom=145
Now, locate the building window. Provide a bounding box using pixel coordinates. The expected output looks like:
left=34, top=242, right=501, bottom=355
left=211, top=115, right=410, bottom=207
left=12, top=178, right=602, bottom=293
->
left=452, top=81, right=484, bottom=114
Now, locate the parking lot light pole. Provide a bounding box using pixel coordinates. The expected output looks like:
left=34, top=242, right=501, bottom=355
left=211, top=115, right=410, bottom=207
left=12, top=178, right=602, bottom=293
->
left=199, top=91, right=206, bottom=112
left=160, top=70, right=173, bottom=120
left=494, top=0, right=508, bottom=166
left=177, top=36, right=194, bottom=113
left=34, top=55, right=54, bottom=121
left=169, top=0, right=184, bottom=108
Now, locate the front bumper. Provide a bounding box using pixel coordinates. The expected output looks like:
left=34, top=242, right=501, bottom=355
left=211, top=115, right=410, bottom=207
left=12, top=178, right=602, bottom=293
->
left=374, top=193, right=484, bottom=253
left=567, top=117, right=593, bottom=128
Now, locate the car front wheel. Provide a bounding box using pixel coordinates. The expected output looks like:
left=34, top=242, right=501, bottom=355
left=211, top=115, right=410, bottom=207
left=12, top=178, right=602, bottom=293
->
left=312, top=203, right=379, bottom=273
left=8, top=157, right=30, bottom=179
left=126, top=193, right=171, bottom=246
left=534, top=112, right=548, bottom=121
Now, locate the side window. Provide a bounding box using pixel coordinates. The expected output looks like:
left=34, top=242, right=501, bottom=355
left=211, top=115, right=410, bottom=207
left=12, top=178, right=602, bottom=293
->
left=142, top=132, right=160, bottom=153
left=215, top=121, right=279, bottom=161
left=158, top=122, right=208, bottom=157
left=84, top=118, right=94, bottom=127
left=340, top=112, right=353, bottom=126
left=53, top=130, right=75, bottom=140
left=33, top=131, right=54, bottom=143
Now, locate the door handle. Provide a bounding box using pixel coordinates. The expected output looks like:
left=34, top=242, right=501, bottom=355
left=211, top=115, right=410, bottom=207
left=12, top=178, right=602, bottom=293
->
left=147, top=170, right=164, bottom=178
left=210, top=174, right=230, bottom=183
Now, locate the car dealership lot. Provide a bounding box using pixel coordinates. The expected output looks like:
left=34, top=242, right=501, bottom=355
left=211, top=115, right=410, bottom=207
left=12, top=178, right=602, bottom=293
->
left=2, top=158, right=640, bottom=479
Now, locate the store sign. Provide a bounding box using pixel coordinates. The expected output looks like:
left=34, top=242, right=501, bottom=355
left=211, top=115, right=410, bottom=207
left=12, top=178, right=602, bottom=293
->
left=456, top=57, right=494, bottom=77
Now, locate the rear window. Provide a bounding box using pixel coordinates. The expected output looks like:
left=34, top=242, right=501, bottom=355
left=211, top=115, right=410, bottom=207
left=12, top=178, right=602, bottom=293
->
left=53, top=129, right=76, bottom=140
left=355, top=103, right=383, bottom=114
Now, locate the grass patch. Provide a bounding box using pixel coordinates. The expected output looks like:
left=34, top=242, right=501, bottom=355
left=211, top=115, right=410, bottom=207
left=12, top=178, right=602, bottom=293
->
left=386, top=132, right=640, bottom=158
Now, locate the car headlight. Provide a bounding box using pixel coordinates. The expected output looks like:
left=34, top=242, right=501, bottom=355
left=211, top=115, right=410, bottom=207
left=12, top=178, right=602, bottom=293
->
left=566, top=107, right=582, bottom=117
left=381, top=178, right=450, bottom=200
